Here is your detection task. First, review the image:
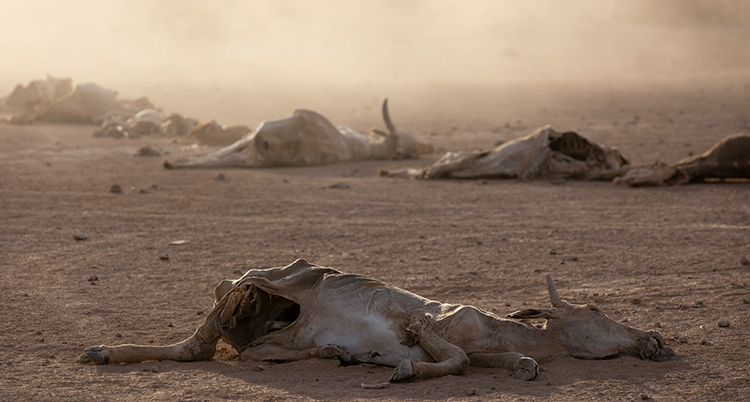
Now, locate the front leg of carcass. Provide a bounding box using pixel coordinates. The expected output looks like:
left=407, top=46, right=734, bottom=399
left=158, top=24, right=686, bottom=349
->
left=81, top=320, right=221, bottom=365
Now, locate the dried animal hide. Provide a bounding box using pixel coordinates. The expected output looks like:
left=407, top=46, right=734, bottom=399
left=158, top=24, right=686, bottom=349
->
left=383, top=126, right=630, bottom=181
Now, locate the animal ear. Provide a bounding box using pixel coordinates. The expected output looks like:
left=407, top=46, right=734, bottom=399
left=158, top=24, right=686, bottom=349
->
left=507, top=309, right=554, bottom=319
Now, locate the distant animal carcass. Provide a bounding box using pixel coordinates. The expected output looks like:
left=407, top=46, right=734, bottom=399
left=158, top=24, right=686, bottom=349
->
left=382, top=125, right=630, bottom=181
left=163, top=99, right=433, bottom=169
left=614, top=135, right=750, bottom=186
left=82, top=259, right=673, bottom=383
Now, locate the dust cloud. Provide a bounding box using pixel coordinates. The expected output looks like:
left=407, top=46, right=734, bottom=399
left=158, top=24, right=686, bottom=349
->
left=1, top=1, right=748, bottom=122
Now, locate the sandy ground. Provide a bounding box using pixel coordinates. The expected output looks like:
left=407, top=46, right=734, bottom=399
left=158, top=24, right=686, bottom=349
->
left=1, top=77, right=749, bottom=402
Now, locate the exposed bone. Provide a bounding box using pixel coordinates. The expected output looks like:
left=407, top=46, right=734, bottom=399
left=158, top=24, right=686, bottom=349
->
left=361, top=382, right=390, bottom=390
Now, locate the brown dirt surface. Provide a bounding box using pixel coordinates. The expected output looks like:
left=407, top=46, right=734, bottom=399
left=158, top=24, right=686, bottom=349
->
left=1, top=77, right=749, bottom=402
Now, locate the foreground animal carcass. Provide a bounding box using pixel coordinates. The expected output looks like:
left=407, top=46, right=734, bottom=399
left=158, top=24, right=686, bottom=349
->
left=614, top=135, right=750, bottom=186
left=82, top=259, right=673, bottom=383
left=163, top=99, right=432, bottom=169
left=382, top=125, right=629, bottom=181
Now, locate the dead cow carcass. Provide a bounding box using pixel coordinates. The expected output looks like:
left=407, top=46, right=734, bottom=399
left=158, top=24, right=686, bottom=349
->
left=82, top=259, right=673, bottom=383
left=3, top=77, right=154, bottom=124
left=163, top=99, right=432, bottom=169
left=382, top=126, right=629, bottom=180
left=614, top=135, right=750, bottom=186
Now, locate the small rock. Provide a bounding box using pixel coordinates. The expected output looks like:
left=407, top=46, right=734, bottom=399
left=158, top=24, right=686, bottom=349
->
left=232, top=269, right=243, bottom=275
left=215, top=173, right=226, bottom=181
left=640, top=393, right=651, bottom=400
left=114, top=332, right=123, bottom=338
left=88, top=275, right=99, bottom=282
left=136, top=146, right=160, bottom=157
left=328, top=182, right=350, bottom=190
left=119, top=362, right=127, bottom=366
left=654, top=322, right=662, bottom=328
left=139, top=189, right=147, bottom=194
left=167, top=323, right=174, bottom=327
left=467, top=388, right=477, bottom=395
left=252, top=364, right=265, bottom=372
left=109, top=184, right=122, bottom=194
left=151, top=184, right=159, bottom=189
left=159, top=254, right=170, bottom=261
left=717, top=320, right=730, bottom=328
left=700, top=338, right=708, bottom=345
left=35, top=330, right=43, bottom=335
left=151, top=365, right=159, bottom=373
left=73, top=234, right=87, bottom=241
left=678, top=337, right=688, bottom=344
left=620, top=318, right=628, bottom=323
left=45, top=353, right=55, bottom=359
left=630, top=298, right=642, bottom=305
left=196, top=310, right=204, bottom=315
left=565, top=257, right=578, bottom=262
left=169, top=240, right=189, bottom=246
left=743, top=298, right=750, bottom=304
left=740, top=255, right=749, bottom=265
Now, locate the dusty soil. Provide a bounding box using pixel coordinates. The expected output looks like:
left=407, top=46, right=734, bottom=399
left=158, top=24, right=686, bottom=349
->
left=1, top=77, right=749, bottom=401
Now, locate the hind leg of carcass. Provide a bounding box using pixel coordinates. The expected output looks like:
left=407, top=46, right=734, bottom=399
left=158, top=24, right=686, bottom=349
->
left=240, top=344, right=342, bottom=362
left=82, top=319, right=221, bottom=365
left=468, top=352, right=538, bottom=381
left=390, top=314, right=469, bottom=382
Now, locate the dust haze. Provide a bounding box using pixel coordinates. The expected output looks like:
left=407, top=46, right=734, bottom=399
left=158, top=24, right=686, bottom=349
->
left=1, top=1, right=749, bottom=123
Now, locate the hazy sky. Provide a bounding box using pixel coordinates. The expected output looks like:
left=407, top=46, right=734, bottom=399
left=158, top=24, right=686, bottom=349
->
left=1, top=1, right=747, bottom=94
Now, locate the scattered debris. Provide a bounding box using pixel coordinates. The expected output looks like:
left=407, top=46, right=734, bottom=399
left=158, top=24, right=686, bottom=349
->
left=467, top=388, right=477, bottom=395
left=717, top=320, right=731, bottom=328
left=159, top=254, right=170, bottom=261
left=87, top=275, right=98, bottom=282
left=361, top=382, right=390, bottom=390
left=630, top=298, right=642, bottom=305
left=328, top=182, right=351, bottom=190
left=640, top=393, right=652, bottom=400
left=232, top=269, right=243, bottom=275
left=114, top=332, right=123, bottom=338
left=252, top=364, right=265, bottom=372
left=73, top=234, right=87, bottom=241
left=169, top=240, right=189, bottom=246
left=167, top=323, right=174, bottom=327
left=109, top=184, right=122, bottom=194
left=150, top=365, right=159, bottom=373
left=740, top=254, right=749, bottom=265
left=654, top=322, right=662, bottom=328
left=215, top=173, right=226, bottom=181
left=678, top=337, right=688, bottom=344
left=700, top=338, right=709, bottom=345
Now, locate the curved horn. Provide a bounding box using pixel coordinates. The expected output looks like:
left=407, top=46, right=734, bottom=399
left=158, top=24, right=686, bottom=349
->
left=546, top=275, right=565, bottom=308
left=381, top=98, right=397, bottom=134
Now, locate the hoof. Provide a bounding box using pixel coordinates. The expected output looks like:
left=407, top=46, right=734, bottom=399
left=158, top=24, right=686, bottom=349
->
left=85, top=346, right=110, bottom=365
left=513, top=357, right=538, bottom=381
left=389, top=360, right=416, bottom=383
left=318, top=346, right=341, bottom=359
